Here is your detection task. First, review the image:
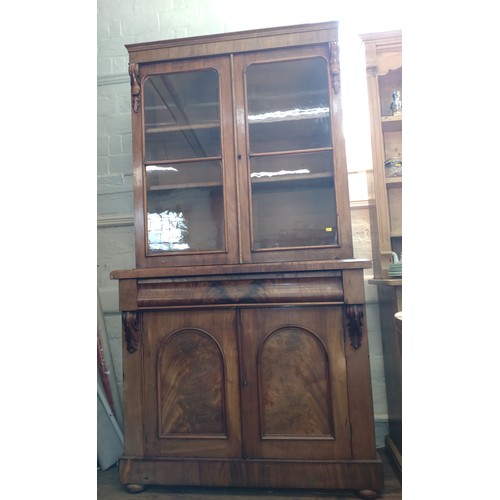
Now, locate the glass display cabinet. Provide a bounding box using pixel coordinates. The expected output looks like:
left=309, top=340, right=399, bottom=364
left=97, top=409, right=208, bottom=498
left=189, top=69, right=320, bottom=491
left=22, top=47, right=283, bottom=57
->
left=111, top=22, right=384, bottom=499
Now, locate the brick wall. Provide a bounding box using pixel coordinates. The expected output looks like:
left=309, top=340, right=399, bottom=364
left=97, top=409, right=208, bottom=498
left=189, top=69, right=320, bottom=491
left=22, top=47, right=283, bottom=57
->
left=97, top=0, right=389, bottom=446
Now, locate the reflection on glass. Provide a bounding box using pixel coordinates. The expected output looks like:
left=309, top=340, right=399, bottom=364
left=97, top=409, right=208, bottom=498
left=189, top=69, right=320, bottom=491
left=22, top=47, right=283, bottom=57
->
left=251, top=169, right=310, bottom=179
left=245, top=58, right=338, bottom=250
left=246, top=58, right=331, bottom=154
left=248, top=107, right=330, bottom=123
left=250, top=151, right=332, bottom=180
left=148, top=210, right=189, bottom=251
left=147, top=186, right=225, bottom=253
left=143, top=68, right=225, bottom=254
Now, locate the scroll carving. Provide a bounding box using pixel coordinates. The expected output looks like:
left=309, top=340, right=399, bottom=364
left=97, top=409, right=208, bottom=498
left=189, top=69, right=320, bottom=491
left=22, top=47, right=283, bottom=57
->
left=129, top=63, right=141, bottom=113
left=329, top=41, right=340, bottom=94
left=123, top=312, right=141, bottom=353
left=346, top=305, right=364, bottom=349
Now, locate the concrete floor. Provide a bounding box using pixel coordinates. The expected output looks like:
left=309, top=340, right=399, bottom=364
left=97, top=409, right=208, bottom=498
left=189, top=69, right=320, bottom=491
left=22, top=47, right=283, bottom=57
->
left=97, top=449, right=401, bottom=499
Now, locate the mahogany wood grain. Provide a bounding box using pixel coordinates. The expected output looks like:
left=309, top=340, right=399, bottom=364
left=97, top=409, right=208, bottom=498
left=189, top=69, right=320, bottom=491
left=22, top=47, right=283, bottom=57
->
left=121, top=313, right=145, bottom=457
left=342, top=268, right=366, bottom=305
left=136, top=276, right=344, bottom=307
left=344, top=304, right=378, bottom=460
left=119, top=457, right=383, bottom=491
left=239, top=306, right=351, bottom=460
left=110, top=259, right=371, bottom=280
left=126, top=22, right=339, bottom=65
left=118, top=279, right=137, bottom=311
left=142, top=309, right=242, bottom=458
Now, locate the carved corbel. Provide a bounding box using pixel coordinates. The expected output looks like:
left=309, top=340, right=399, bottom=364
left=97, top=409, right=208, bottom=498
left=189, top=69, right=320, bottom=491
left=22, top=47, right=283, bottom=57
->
left=329, top=41, right=341, bottom=94
left=129, top=63, right=141, bottom=113
left=346, top=305, right=364, bottom=349
left=123, top=311, right=141, bottom=353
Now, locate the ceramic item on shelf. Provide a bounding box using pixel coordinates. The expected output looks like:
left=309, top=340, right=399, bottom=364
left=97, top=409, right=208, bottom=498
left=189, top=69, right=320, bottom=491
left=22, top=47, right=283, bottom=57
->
left=388, top=251, right=402, bottom=277
left=384, top=158, right=402, bottom=177
left=390, top=89, right=402, bottom=115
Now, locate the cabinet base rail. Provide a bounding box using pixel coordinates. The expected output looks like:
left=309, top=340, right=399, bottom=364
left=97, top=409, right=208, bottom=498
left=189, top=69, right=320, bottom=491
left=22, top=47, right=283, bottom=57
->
left=119, top=455, right=384, bottom=494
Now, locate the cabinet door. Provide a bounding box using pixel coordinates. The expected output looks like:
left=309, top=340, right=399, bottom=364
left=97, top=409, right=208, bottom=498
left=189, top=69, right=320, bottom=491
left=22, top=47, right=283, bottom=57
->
left=142, top=309, right=242, bottom=458
left=134, top=56, right=238, bottom=268
left=239, top=306, right=351, bottom=459
left=233, top=46, right=353, bottom=264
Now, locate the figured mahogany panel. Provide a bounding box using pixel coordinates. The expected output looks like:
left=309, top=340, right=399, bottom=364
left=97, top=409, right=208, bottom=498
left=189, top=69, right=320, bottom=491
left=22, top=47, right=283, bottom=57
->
left=259, top=326, right=333, bottom=437
left=239, top=306, right=351, bottom=460
left=158, top=329, right=225, bottom=435
left=142, top=309, right=242, bottom=458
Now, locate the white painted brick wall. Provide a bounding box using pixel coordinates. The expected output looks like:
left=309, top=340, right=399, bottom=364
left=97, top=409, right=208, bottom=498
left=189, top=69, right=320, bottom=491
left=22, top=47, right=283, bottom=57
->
left=97, top=0, right=390, bottom=447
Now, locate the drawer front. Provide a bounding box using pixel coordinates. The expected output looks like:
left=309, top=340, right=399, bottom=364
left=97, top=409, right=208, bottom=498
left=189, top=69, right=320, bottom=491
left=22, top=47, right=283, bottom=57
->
left=137, top=274, right=344, bottom=308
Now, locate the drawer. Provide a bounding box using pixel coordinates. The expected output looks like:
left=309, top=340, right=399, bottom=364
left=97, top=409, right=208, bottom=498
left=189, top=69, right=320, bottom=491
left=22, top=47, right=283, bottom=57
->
left=136, top=273, right=344, bottom=308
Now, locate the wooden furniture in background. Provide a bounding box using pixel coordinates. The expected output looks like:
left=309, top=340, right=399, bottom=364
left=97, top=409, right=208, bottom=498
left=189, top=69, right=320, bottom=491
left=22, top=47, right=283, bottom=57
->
left=360, top=30, right=402, bottom=481
left=112, top=22, right=384, bottom=499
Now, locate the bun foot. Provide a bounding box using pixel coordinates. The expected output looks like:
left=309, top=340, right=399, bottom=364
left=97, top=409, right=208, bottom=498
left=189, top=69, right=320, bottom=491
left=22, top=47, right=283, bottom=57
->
left=124, top=484, right=147, bottom=493
left=357, top=490, right=378, bottom=499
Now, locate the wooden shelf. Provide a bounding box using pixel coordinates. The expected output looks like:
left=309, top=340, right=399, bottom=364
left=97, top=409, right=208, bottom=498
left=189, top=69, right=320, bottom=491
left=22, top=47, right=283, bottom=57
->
left=381, top=114, right=402, bottom=123
left=146, top=112, right=330, bottom=135
left=381, top=115, right=402, bottom=132
left=251, top=172, right=331, bottom=184
left=369, top=278, right=402, bottom=286
left=148, top=172, right=333, bottom=191
left=146, top=121, right=220, bottom=133
left=386, top=176, right=402, bottom=188
left=149, top=181, right=222, bottom=191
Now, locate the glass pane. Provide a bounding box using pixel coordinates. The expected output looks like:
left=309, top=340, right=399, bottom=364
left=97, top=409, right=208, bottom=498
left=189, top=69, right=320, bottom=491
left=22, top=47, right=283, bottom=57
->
left=245, top=56, right=337, bottom=251
left=143, top=67, right=226, bottom=255
left=246, top=58, right=331, bottom=154
left=146, top=162, right=225, bottom=253
left=144, top=70, right=221, bottom=161
left=250, top=152, right=338, bottom=249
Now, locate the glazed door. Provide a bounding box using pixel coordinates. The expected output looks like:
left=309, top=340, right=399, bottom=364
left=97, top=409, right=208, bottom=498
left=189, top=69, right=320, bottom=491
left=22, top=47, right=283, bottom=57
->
left=233, top=46, right=353, bottom=264
left=142, top=309, right=242, bottom=458
left=239, top=306, right=352, bottom=459
left=134, top=56, right=239, bottom=268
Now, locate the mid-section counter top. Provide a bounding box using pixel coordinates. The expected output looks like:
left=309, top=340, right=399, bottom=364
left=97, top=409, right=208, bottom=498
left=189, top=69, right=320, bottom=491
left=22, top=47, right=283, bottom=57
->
left=110, top=259, right=372, bottom=280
